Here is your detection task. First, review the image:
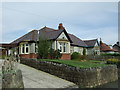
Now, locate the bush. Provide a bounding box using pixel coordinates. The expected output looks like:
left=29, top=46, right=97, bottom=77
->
left=48, top=49, right=61, bottom=59
left=107, top=59, right=120, bottom=67
left=71, top=52, right=80, bottom=60
left=101, top=53, right=120, bottom=56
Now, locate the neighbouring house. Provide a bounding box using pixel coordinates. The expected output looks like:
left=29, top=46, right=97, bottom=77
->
left=100, top=39, right=118, bottom=54
left=113, top=42, right=120, bottom=53
left=83, top=39, right=100, bottom=55
left=0, top=43, right=17, bottom=56
left=0, top=23, right=101, bottom=60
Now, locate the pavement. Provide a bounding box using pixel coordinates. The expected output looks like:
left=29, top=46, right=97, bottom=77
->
left=18, top=62, right=78, bottom=88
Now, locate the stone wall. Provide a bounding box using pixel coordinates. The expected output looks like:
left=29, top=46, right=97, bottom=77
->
left=20, top=58, right=118, bottom=88
left=2, top=69, right=24, bottom=88
left=2, top=57, right=24, bottom=89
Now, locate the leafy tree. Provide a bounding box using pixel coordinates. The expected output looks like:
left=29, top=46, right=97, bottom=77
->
left=54, top=49, right=61, bottom=59
left=49, top=48, right=55, bottom=59
left=37, top=37, right=51, bottom=59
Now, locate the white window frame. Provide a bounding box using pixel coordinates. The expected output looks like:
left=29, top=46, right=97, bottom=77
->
left=20, top=43, right=29, bottom=54
left=58, top=42, right=68, bottom=53
left=25, top=43, right=29, bottom=54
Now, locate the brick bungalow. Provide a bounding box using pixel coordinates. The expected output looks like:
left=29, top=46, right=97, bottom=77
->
left=0, top=23, right=100, bottom=60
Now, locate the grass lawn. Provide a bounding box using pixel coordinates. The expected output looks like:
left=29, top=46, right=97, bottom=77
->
left=38, top=59, right=109, bottom=68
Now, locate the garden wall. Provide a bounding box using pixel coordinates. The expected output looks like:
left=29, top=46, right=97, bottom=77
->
left=20, top=58, right=118, bottom=88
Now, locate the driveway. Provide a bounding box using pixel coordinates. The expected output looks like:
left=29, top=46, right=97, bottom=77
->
left=18, top=63, right=78, bottom=88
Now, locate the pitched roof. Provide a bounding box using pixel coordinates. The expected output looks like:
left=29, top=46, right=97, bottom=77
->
left=39, top=27, right=64, bottom=40
left=83, top=39, right=98, bottom=47
left=0, top=43, right=17, bottom=48
left=10, top=26, right=72, bottom=44
left=11, top=30, right=38, bottom=44
left=68, top=34, right=87, bottom=47
left=113, top=44, right=120, bottom=52
left=39, top=27, right=72, bottom=42
left=100, top=41, right=118, bottom=52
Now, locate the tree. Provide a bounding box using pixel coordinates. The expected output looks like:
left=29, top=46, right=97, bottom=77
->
left=83, top=48, right=86, bottom=56
left=37, top=37, right=51, bottom=59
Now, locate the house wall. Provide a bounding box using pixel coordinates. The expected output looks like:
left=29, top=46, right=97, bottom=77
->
left=113, top=45, right=120, bottom=53
left=60, top=53, right=71, bottom=60
left=18, top=42, right=37, bottom=58
left=56, top=32, right=70, bottom=55
left=70, top=46, right=84, bottom=55
left=57, top=32, right=68, bottom=40
left=86, top=43, right=100, bottom=55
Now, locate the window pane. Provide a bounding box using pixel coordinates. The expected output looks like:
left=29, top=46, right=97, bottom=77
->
left=26, top=47, right=28, bottom=53
left=60, top=46, right=62, bottom=52
left=63, top=43, right=66, bottom=52
left=26, top=44, right=29, bottom=53
left=26, top=44, right=28, bottom=46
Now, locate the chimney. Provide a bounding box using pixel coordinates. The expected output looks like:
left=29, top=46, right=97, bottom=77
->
left=117, top=41, right=119, bottom=46
left=58, top=23, right=65, bottom=30
left=100, top=38, right=102, bottom=44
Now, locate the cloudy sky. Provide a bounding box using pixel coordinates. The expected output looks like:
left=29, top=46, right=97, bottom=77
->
left=0, top=2, right=118, bottom=45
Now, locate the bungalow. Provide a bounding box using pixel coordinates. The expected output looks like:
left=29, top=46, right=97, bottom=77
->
left=1, top=23, right=100, bottom=60
left=100, top=39, right=118, bottom=54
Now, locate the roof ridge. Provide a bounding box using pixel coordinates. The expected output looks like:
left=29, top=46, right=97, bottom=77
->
left=40, top=26, right=58, bottom=31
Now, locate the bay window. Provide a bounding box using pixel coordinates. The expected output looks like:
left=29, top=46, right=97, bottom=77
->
left=20, top=43, right=29, bottom=54
left=59, top=42, right=67, bottom=53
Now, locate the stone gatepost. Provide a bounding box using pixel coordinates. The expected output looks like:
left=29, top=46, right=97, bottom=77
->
left=2, top=56, right=24, bottom=89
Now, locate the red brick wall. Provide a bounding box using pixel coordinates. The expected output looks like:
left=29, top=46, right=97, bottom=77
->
left=20, top=53, right=71, bottom=60
left=60, top=53, right=71, bottom=60
left=19, top=53, right=37, bottom=59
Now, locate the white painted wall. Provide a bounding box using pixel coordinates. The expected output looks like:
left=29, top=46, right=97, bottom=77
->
left=57, top=32, right=68, bottom=40
left=70, top=46, right=84, bottom=55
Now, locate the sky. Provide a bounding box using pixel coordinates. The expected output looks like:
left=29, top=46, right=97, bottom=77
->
left=0, top=1, right=118, bottom=45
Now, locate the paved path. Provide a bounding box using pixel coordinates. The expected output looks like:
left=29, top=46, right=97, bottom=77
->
left=18, top=63, right=78, bottom=88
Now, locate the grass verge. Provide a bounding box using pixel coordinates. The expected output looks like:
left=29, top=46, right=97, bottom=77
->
left=38, top=59, right=109, bottom=68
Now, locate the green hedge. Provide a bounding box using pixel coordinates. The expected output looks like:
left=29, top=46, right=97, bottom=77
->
left=101, top=53, right=120, bottom=56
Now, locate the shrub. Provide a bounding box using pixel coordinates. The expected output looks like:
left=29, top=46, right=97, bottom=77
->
left=71, top=52, right=80, bottom=60
left=48, top=49, right=61, bottom=59
left=53, top=49, right=61, bottom=59
left=107, top=59, right=120, bottom=67
left=101, top=53, right=120, bottom=56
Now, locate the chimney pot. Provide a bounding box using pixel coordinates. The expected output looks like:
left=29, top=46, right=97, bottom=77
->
left=58, top=23, right=65, bottom=30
